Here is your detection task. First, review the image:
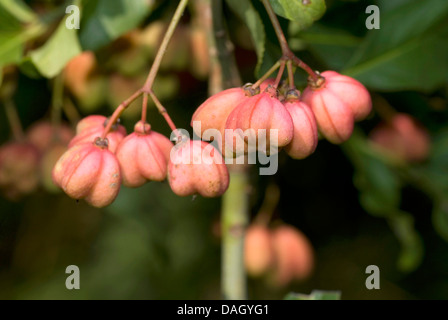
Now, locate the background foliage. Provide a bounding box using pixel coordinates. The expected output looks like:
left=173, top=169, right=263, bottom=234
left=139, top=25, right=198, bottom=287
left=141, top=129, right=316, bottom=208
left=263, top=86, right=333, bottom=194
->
left=0, top=0, right=448, bottom=299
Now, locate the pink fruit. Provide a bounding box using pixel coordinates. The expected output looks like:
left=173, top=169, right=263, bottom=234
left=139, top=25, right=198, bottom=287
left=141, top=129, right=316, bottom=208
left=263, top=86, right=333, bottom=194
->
left=191, top=87, right=251, bottom=155
left=283, top=91, right=318, bottom=159
left=225, top=88, right=293, bottom=155
left=26, top=121, right=74, bottom=151
left=272, top=225, right=314, bottom=286
left=302, top=71, right=371, bottom=144
left=245, top=225, right=274, bottom=277
left=52, top=138, right=121, bottom=207
left=168, top=139, right=229, bottom=197
left=370, top=113, right=430, bottom=162
left=69, top=115, right=126, bottom=153
left=116, top=121, right=173, bottom=187
left=0, top=142, right=40, bottom=198
left=316, top=71, right=372, bottom=121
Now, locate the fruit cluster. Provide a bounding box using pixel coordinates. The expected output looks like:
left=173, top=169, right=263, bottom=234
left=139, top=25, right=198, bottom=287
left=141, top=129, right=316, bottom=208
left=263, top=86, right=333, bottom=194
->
left=52, top=115, right=229, bottom=208
left=192, top=71, right=372, bottom=159
left=244, top=224, right=314, bottom=286
left=0, top=121, right=74, bottom=199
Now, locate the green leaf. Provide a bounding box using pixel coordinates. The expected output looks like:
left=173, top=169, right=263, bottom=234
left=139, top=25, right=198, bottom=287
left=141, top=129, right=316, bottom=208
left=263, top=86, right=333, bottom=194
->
left=432, top=201, right=448, bottom=242
left=388, top=212, right=424, bottom=272
left=290, top=23, right=361, bottom=70
left=0, top=0, right=36, bottom=24
left=268, top=0, right=325, bottom=30
left=79, top=0, right=153, bottom=51
left=0, top=31, right=24, bottom=65
left=343, top=0, right=448, bottom=91
left=225, top=0, right=265, bottom=75
left=27, top=20, right=82, bottom=78
left=285, top=290, right=341, bottom=300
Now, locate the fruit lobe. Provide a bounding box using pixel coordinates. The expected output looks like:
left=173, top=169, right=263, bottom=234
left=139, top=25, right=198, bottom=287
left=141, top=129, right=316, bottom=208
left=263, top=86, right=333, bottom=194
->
left=116, top=121, right=173, bottom=187
left=244, top=225, right=274, bottom=277
left=168, top=139, right=229, bottom=197
left=225, top=91, right=294, bottom=155
left=272, top=225, right=314, bottom=286
left=283, top=96, right=318, bottom=159
left=52, top=141, right=121, bottom=208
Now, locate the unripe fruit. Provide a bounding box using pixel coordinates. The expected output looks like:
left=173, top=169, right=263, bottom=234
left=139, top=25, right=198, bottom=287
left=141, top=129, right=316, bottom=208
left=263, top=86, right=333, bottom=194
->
left=191, top=87, right=251, bottom=155
left=245, top=225, right=274, bottom=277
left=272, top=225, right=314, bottom=286
left=225, top=88, right=294, bottom=154
left=369, top=113, right=430, bottom=162
left=69, top=115, right=126, bottom=153
left=168, top=139, right=229, bottom=197
left=26, top=121, right=74, bottom=152
left=0, top=142, right=40, bottom=199
left=52, top=139, right=121, bottom=208
left=116, top=121, right=173, bottom=187
left=283, top=91, right=318, bottom=159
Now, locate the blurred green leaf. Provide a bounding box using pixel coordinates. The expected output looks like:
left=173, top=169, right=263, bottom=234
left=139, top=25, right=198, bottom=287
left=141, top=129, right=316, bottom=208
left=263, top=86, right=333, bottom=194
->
left=226, top=0, right=265, bottom=75
left=389, top=212, right=424, bottom=272
left=285, top=290, right=341, bottom=300
left=79, top=0, right=153, bottom=51
left=291, top=23, right=362, bottom=72
left=343, top=131, right=401, bottom=216
left=433, top=201, right=448, bottom=242
left=344, top=0, right=448, bottom=91
left=268, top=0, right=325, bottom=30
left=0, top=0, right=36, bottom=23
left=27, top=20, right=81, bottom=78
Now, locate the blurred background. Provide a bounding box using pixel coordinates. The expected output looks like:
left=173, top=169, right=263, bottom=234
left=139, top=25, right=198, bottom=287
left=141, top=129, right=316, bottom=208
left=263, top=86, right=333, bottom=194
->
left=0, top=0, right=448, bottom=299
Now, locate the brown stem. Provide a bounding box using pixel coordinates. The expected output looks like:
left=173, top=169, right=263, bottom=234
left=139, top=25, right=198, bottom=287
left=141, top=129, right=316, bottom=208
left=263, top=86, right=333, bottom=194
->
left=62, top=97, right=81, bottom=126
left=286, top=60, right=295, bottom=89
left=211, top=0, right=241, bottom=89
left=251, top=60, right=281, bottom=90
left=142, top=0, right=189, bottom=92
left=51, top=72, right=64, bottom=141
left=147, top=90, right=178, bottom=135
left=261, top=0, right=320, bottom=82
left=141, top=92, right=149, bottom=123
left=274, top=60, right=286, bottom=88
left=4, top=99, right=24, bottom=141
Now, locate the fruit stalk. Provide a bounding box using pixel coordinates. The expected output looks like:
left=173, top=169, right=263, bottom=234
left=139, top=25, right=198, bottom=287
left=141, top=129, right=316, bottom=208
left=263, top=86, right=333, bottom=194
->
left=260, top=0, right=320, bottom=82
left=51, top=72, right=64, bottom=139
left=104, top=0, right=189, bottom=136
left=3, top=99, right=25, bottom=141
left=209, top=0, right=250, bottom=299
left=221, top=166, right=249, bottom=300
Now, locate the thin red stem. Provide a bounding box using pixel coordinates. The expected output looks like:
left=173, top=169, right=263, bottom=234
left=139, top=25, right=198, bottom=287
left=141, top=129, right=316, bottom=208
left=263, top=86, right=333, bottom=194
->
left=286, top=60, right=295, bottom=89
left=147, top=90, right=179, bottom=135
left=141, top=92, right=148, bottom=123
left=251, top=60, right=281, bottom=90
left=261, top=0, right=320, bottom=82
left=274, top=61, right=286, bottom=88
left=101, top=89, right=142, bottom=139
